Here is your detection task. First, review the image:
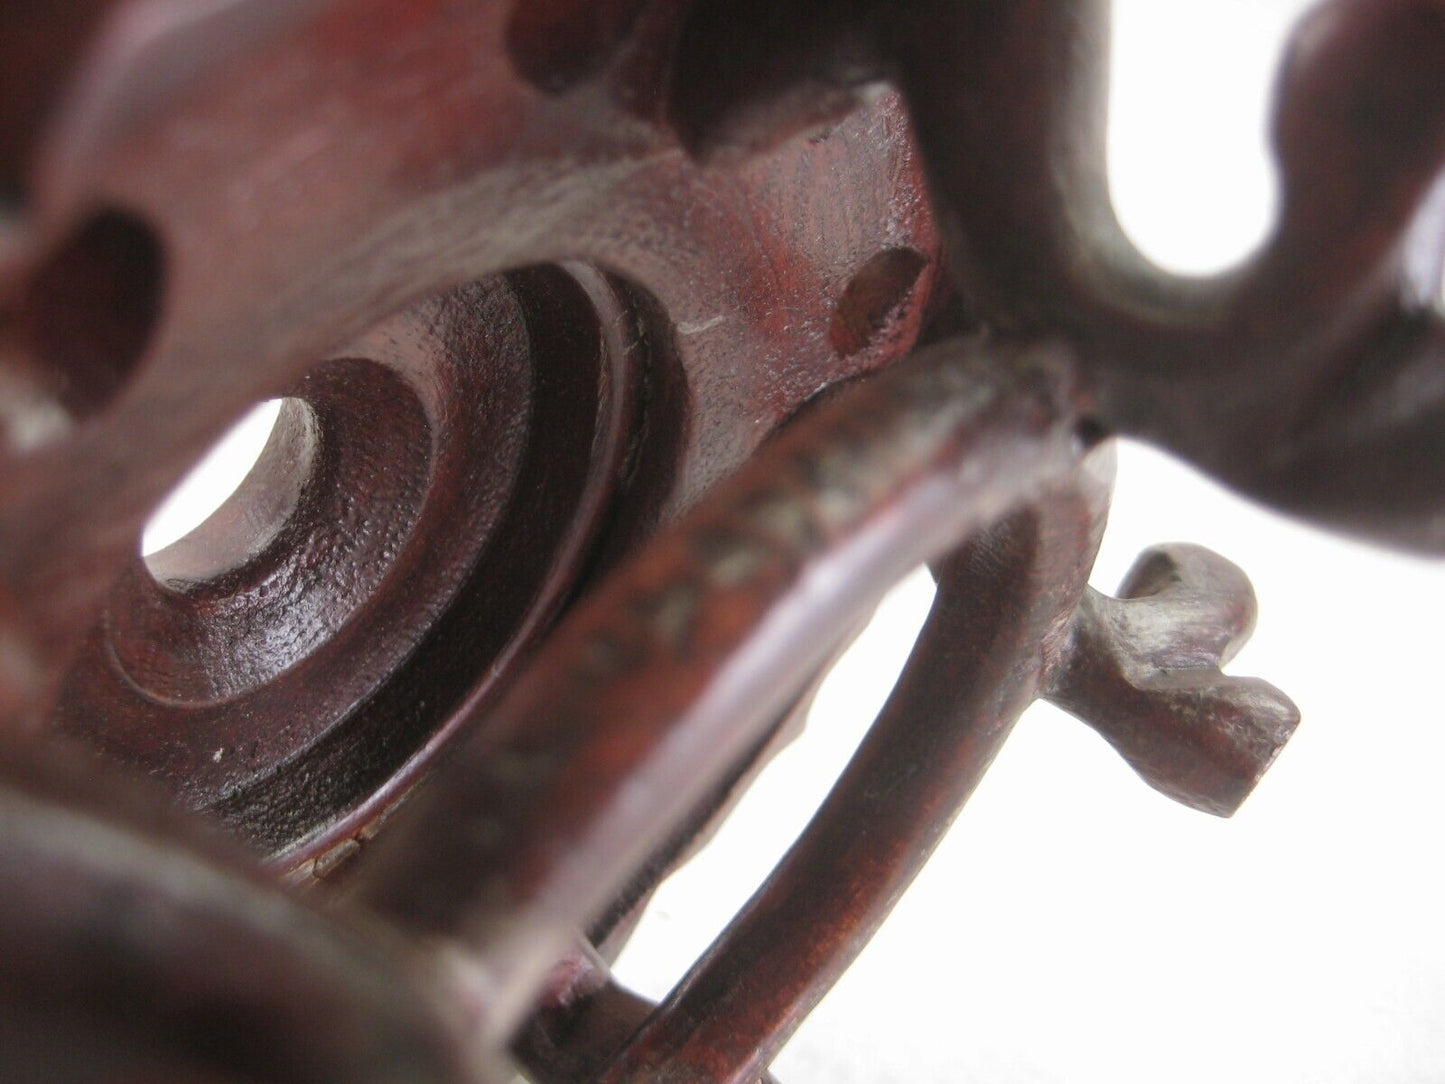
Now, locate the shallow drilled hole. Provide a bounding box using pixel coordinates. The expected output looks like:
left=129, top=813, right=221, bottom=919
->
left=829, top=247, right=929, bottom=357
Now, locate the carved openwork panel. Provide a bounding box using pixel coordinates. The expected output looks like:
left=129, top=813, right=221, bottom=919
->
left=0, top=1, right=1440, bottom=1080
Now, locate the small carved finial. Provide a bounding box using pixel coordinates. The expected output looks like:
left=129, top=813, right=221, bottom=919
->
left=1045, top=544, right=1300, bottom=817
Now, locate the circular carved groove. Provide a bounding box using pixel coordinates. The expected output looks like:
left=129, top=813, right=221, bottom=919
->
left=113, top=370, right=425, bottom=704
left=53, top=264, right=640, bottom=861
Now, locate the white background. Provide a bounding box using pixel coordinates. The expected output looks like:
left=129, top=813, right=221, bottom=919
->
left=144, top=2, right=1445, bottom=1080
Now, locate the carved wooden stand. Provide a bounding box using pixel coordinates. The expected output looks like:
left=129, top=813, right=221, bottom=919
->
left=1, top=1, right=1440, bottom=1080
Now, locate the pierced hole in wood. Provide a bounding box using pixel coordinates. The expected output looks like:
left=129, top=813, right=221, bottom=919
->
left=142, top=400, right=287, bottom=559
left=22, top=208, right=164, bottom=418
left=108, top=361, right=430, bottom=704
left=829, top=248, right=929, bottom=357
left=506, top=0, right=647, bottom=94
left=56, top=268, right=644, bottom=856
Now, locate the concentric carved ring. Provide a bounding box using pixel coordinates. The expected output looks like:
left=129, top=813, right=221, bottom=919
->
left=55, top=265, right=640, bottom=861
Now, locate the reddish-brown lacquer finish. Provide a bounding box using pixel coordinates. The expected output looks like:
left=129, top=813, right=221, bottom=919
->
left=674, top=0, right=1445, bottom=549
left=0, top=0, right=1433, bottom=1080
left=54, top=267, right=637, bottom=857
left=0, top=0, right=940, bottom=869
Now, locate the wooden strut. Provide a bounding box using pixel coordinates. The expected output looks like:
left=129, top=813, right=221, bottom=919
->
left=0, top=0, right=1439, bottom=1080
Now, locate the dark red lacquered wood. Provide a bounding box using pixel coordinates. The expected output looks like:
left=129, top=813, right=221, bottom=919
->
left=669, top=0, right=1445, bottom=550
left=536, top=458, right=1291, bottom=1084
left=587, top=455, right=1118, bottom=1084
left=516, top=938, right=783, bottom=1084
left=52, top=267, right=638, bottom=858
left=0, top=0, right=1432, bottom=1079
left=355, top=335, right=1094, bottom=1038
left=0, top=0, right=939, bottom=868
left=0, top=739, right=494, bottom=1084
